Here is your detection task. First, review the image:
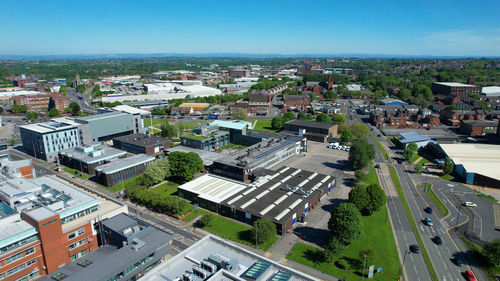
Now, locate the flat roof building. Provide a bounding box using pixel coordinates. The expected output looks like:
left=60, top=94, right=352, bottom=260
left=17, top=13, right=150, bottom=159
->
left=283, top=119, right=338, bottom=143
left=481, top=86, right=500, bottom=97
left=431, top=82, right=482, bottom=96
left=140, top=235, right=319, bottom=281
left=210, top=135, right=307, bottom=182
left=397, top=131, right=432, bottom=148
left=94, top=154, right=155, bottom=187
left=439, top=143, right=500, bottom=188
left=0, top=158, right=34, bottom=179
left=113, top=133, right=171, bottom=158
left=0, top=176, right=127, bottom=278
left=41, top=213, right=173, bottom=281
left=59, top=144, right=127, bottom=175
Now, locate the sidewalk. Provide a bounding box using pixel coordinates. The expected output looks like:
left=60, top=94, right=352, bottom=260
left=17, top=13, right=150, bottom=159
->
left=464, top=184, right=500, bottom=201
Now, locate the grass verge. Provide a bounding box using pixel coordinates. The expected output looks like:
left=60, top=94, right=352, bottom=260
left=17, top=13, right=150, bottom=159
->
left=417, top=158, right=429, bottom=166
left=63, top=167, right=91, bottom=179
left=370, top=134, right=389, bottom=160
left=182, top=208, right=209, bottom=222
left=461, top=235, right=500, bottom=279
left=424, top=184, right=449, bottom=216
left=202, top=215, right=278, bottom=250
left=287, top=208, right=399, bottom=281
left=253, top=120, right=280, bottom=132
left=409, top=153, right=419, bottom=164
left=388, top=166, right=438, bottom=281
left=439, top=174, right=453, bottom=181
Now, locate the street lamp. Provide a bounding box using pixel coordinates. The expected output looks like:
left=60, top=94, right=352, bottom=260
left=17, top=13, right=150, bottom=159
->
left=362, top=254, right=367, bottom=281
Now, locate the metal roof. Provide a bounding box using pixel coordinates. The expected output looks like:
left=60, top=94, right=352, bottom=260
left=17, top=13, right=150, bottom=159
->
left=398, top=131, right=431, bottom=143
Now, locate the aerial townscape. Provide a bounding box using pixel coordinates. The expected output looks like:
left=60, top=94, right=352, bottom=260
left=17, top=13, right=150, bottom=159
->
left=0, top=1, right=499, bottom=281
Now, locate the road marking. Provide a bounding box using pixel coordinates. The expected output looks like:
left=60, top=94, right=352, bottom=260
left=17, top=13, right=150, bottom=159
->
left=442, top=275, right=447, bottom=281
left=443, top=262, right=447, bottom=270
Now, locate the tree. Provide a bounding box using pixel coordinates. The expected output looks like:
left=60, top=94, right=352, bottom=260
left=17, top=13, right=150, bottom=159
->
left=403, top=142, right=418, bottom=161
left=70, top=103, right=81, bottom=116
left=348, top=185, right=369, bottom=214
left=415, top=163, right=423, bottom=173
left=76, top=84, right=86, bottom=93
left=341, top=128, right=354, bottom=142
left=350, top=121, right=369, bottom=139
left=198, top=213, right=215, bottom=228
left=283, top=112, right=295, bottom=123
left=271, top=116, right=284, bottom=130
left=232, top=108, right=249, bottom=121
left=309, top=92, right=316, bottom=100
left=25, top=111, right=38, bottom=121
left=59, top=85, right=67, bottom=94
left=48, top=107, right=60, bottom=117
left=348, top=139, right=375, bottom=170
left=398, top=88, right=410, bottom=100
left=316, top=113, right=331, bottom=123
left=297, top=112, right=307, bottom=120
left=483, top=239, right=500, bottom=266
left=358, top=248, right=376, bottom=265
left=332, top=113, right=347, bottom=124
left=443, top=157, right=454, bottom=175
left=323, top=90, right=337, bottom=101
left=325, top=237, right=344, bottom=262
left=143, top=158, right=170, bottom=185
left=365, top=184, right=386, bottom=215
left=252, top=218, right=277, bottom=244
left=169, top=151, right=204, bottom=182
left=328, top=203, right=363, bottom=245
left=11, top=104, right=27, bottom=114
left=160, top=122, right=178, bottom=139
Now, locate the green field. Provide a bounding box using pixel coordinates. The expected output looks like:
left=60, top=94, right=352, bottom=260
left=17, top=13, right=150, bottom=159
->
left=370, top=134, right=389, bottom=160
left=365, top=162, right=379, bottom=185
left=388, top=166, right=438, bottom=281
left=182, top=208, right=210, bottom=222
left=287, top=208, right=399, bottom=281
left=202, top=215, right=278, bottom=250
left=149, top=181, right=178, bottom=196
left=144, top=118, right=170, bottom=126
left=424, top=183, right=449, bottom=216
left=253, top=120, right=279, bottom=132
left=439, top=174, right=453, bottom=181
left=417, top=158, right=429, bottom=166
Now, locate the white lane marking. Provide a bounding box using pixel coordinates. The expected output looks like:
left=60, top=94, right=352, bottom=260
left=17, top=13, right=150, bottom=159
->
left=443, top=262, right=447, bottom=270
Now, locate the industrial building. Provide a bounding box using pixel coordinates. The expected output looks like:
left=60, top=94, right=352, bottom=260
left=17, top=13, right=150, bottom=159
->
left=210, top=135, right=307, bottom=182
left=140, top=235, right=319, bottom=281
left=179, top=167, right=334, bottom=234
left=41, top=213, right=173, bottom=281
left=439, top=143, right=500, bottom=188
left=58, top=144, right=127, bottom=175
left=94, top=154, right=155, bottom=187
left=396, top=131, right=433, bottom=148
left=113, top=133, right=171, bottom=158
left=20, top=109, right=144, bottom=161
left=0, top=176, right=127, bottom=279
left=283, top=119, right=338, bottom=142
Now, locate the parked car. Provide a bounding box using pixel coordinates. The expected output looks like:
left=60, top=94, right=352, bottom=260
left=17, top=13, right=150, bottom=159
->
left=433, top=235, right=442, bottom=245
left=425, top=217, right=433, bottom=226
left=409, top=244, right=420, bottom=253
left=464, top=202, right=477, bottom=207
left=464, top=270, right=476, bottom=281
left=425, top=207, right=433, bottom=214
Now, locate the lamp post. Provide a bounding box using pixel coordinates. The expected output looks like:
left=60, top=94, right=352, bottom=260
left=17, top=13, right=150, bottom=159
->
left=398, top=250, right=409, bottom=281
left=362, top=254, right=366, bottom=281
left=254, top=221, right=258, bottom=249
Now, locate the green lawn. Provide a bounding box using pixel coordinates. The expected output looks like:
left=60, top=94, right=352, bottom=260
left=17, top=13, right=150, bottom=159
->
left=202, top=215, right=278, bottom=250
left=473, top=191, right=499, bottom=203
left=181, top=134, right=207, bottom=140
left=220, top=143, right=248, bottom=150
left=417, top=158, right=429, bottom=166
left=253, top=120, right=280, bottom=132
left=408, top=153, right=420, bottom=164
left=461, top=235, right=500, bottom=279
left=63, top=167, right=91, bottom=179
left=182, top=208, right=210, bottom=222
left=388, top=166, right=438, bottom=281
left=287, top=208, right=399, bottom=281
left=370, top=134, right=389, bottom=160
left=439, top=174, right=453, bottom=181
left=149, top=181, right=178, bottom=196
left=424, top=183, right=449, bottom=216
left=144, top=118, right=170, bottom=126
left=365, top=162, right=379, bottom=186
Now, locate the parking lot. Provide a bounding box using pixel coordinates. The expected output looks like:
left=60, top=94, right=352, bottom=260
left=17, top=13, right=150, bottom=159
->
left=270, top=141, right=353, bottom=247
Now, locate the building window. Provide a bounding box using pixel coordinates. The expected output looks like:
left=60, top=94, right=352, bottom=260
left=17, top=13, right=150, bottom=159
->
left=70, top=249, right=87, bottom=261
left=67, top=228, right=85, bottom=240
left=5, top=252, right=23, bottom=264
left=7, top=264, right=26, bottom=276
left=24, top=247, right=34, bottom=256
left=25, top=258, right=36, bottom=267
left=69, top=239, right=86, bottom=250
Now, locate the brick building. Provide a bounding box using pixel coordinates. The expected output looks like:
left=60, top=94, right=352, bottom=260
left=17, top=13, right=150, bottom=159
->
left=0, top=176, right=127, bottom=279
left=283, top=94, right=310, bottom=112
left=431, top=82, right=482, bottom=96
left=229, top=69, right=250, bottom=78
left=10, top=92, right=69, bottom=112
left=459, top=120, right=498, bottom=136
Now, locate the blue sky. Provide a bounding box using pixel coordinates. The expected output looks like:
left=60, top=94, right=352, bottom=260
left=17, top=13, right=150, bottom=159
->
left=2, top=0, right=500, bottom=56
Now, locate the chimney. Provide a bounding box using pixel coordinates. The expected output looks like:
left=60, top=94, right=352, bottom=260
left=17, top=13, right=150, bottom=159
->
left=328, top=74, right=333, bottom=89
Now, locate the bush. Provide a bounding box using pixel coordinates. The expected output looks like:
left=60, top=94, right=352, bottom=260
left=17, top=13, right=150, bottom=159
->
left=198, top=213, right=216, bottom=227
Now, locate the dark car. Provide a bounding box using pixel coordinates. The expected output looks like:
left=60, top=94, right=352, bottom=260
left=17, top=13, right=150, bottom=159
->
left=425, top=207, right=433, bottom=214
left=409, top=244, right=420, bottom=253
left=377, top=134, right=381, bottom=137
left=433, top=235, right=442, bottom=245
left=454, top=256, right=464, bottom=266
